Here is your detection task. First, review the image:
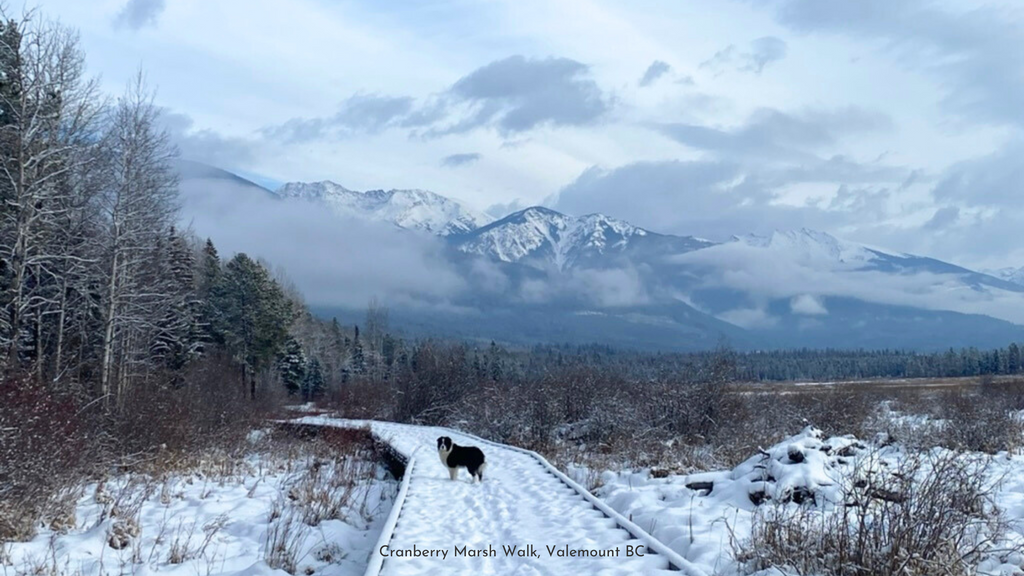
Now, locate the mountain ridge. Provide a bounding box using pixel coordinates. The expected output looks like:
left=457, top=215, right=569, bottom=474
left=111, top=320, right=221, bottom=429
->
left=274, top=180, right=493, bottom=236
left=987, top=266, right=1024, bottom=287
left=176, top=161, right=1024, bottom=351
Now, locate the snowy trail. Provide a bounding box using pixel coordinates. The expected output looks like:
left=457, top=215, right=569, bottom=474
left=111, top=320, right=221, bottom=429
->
left=291, top=417, right=703, bottom=576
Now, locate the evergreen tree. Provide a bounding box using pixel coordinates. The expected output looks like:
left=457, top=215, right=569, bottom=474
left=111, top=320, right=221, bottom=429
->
left=303, top=357, right=325, bottom=401
left=199, top=238, right=221, bottom=294
left=0, top=19, right=20, bottom=248
left=487, top=341, right=504, bottom=381
left=350, top=325, right=365, bottom=375
left=212, top=253, right=295, bottom=397
left=0, top=18, right=21, bottom=127
left=152, top=228, right=204, bottom=380
left=0, top=18, right=22, bottom=215
left=382, top=334, right=397, bottom=368
left=1009, top=343, right=1022, bottom=374
left=197, top=238, right=222, bottom=342
left=276, top=336, right=305, bottom=396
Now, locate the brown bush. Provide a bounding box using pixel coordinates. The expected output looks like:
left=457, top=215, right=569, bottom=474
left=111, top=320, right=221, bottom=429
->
left=1, top=353, right=285, bottom=542
left=937, top=389, right=1024, bottom=454
left=0, top=377, right=95, bottom=540
left=326, top=344, right=1024, bottom=480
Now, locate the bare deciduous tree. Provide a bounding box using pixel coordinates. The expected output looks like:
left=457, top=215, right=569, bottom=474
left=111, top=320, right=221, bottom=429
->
left=0, top=13, right=104, bottom=382
left=96, top=71, right=178, bottom=403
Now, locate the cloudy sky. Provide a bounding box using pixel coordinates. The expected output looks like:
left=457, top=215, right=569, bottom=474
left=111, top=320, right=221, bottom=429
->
left=32, top=0, right=1024, bottom=270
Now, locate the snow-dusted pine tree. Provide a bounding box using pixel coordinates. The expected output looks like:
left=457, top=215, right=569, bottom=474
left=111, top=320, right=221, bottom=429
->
left=350, top=325, right=365, bottom=375
left=302, top=357, right=324, bottom=401
left=276, top=336, right=305, bottom=396
left=211, top=253, right=294, bottom=398
left=151, top=227, right=204, bottom=382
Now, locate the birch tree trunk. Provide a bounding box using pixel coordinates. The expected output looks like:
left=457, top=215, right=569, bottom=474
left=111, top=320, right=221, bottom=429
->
left=0, top=15, right=102, bottom=380
left=96, top=71, right=179, bottom=404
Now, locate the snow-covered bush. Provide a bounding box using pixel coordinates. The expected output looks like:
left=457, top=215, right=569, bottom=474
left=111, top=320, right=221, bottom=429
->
left=2, top=425, right=394, bottom=576
left=738, top=448, right=1014, bottom=576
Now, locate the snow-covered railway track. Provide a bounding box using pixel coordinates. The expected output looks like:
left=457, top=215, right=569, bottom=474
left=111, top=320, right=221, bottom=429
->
left=290, top=417, right=707, bottom=576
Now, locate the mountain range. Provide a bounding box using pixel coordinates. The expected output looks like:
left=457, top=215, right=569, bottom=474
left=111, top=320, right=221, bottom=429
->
left=176, top=164, right=1024, bottom=351
left=275, top=181, right=492, bottom=236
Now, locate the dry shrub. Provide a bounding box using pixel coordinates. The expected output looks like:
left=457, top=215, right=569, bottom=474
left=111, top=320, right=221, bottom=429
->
left=285, top=456, right=376, bottom=527
left=334, top=377, right=395, bottom=421
left=0, top=377, right=94, bottom=541
left=267, top=425, right=391, bottom=530
left=166, top=514, right=228, bottom=564
left=259, top=428, right=388, bottom=575
left=738, top=450, right=1014, bottom=576
left=1, top=352, right=285, bottom=543
left=262, top=509, right=308, bottom=575
left=795, top=388, right=879, bottom=438
left=108, top=353, right=277, bottom=470
left=330, top=344, right=1024, bottom=482
left=937, top=389, right=1024, bottom=454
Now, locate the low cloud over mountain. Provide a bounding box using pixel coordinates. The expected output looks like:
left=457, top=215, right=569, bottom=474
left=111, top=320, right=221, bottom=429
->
left=178, top=162, right=1024, bottom=351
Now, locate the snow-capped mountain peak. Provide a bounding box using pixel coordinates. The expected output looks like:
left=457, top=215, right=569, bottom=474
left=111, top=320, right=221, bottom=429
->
left=731, top=228, right=905, bottom=266
left=274, top=181, right=492, bottom=236
left=450, top=207, right=577, bottom=267
left=276, top=180, right=355, bottom=200
left=451, top=206, right=711, bottom=270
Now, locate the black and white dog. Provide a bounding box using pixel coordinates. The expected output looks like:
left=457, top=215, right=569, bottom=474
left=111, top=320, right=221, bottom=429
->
left=437, top=436, right=487, bottom=482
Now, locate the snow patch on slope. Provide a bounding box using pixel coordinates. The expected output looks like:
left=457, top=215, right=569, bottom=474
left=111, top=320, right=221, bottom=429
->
left=275, top=181, right=493, bottom=236
left=986, top=266, right=1024, bottom=287
left=731, top=228, right=906, bottom=266
left=455, top=206, right=700, bottom=270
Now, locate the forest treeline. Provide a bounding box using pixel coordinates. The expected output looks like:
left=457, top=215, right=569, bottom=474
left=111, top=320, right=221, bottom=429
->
left=507, top=343, right=1024, bottom=383
left=0, top=13, right=303, bottom=403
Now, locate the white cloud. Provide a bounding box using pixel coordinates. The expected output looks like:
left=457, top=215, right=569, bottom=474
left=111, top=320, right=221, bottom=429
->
left=441, top=153, right=482, bottom=168
left=672, top=241, right=1024, bottom=324
left=178, top=177, right=466, bottom=309
left=790, top=294, right=828, bottom=315
left=700, top=37, right=788, bottom=75
left=719, top=307, right=779, bottom=329
left=638, top=60, right=671, bottom=87
left=114, top=0, right=165, bottom=30
left=30, top=0, right=1024, bottom=268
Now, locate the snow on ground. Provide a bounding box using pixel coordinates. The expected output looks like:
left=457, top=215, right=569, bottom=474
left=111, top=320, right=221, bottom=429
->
left=1, top=439, right=395, bottom=576
left=597, top=425, right=1024, bottom=576
left=14, top=416, right=1024, bottom=576
left=293, top=417, right=680, bottom=575
left=596, top=427, right=859, bottom=574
